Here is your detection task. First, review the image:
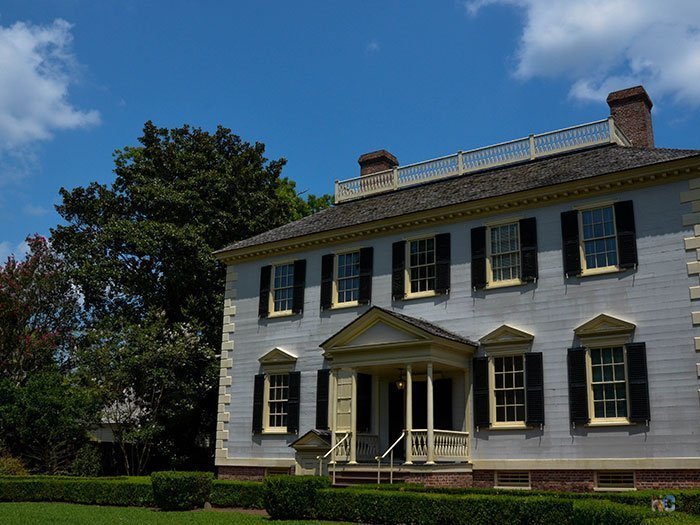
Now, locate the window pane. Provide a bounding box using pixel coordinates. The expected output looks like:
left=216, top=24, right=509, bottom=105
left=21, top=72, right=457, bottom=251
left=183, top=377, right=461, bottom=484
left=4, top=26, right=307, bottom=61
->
left=336, top=252, right=360, bottom=303
left=580, top=206, right=618, bottom=270
left=493, top=356, right=526, bottom=423
left=590, top=347, right=627, bottom=420
left=409, top=238, right=436, bottom=293
left=490, top=223, right=521, bottom=282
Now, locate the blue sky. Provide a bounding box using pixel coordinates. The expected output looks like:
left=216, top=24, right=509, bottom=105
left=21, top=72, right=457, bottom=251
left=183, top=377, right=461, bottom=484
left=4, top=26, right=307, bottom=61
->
left=1, top=1, right=699, bottom=258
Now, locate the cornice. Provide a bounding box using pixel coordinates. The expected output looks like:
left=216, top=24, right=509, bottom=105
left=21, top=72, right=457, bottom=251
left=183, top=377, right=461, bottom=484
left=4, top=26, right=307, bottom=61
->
left=217, top=157, right=700, bottom=265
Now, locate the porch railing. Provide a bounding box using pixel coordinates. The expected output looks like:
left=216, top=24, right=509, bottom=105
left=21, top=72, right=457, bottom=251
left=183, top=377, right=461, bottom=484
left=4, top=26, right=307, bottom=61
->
left=375, top=430, right=406, bottom=484
left=411, top=429, right=469, bottom=462
left=357, top=433, right=379, bottom=461
left=317, top=432, right=350, bottom=485
left=335, top=117, right=630, bottom=203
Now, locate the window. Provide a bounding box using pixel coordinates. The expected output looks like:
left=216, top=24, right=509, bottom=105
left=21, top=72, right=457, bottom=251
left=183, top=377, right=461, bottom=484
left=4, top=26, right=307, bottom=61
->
left=493, top=355, right=526, bottom=424
left=266, top=373, right=289, bottom=430
left=581, top=206, right=618, bottom=271
left=590, top=347, right=628, bottom=420
left=336, top=251, right=360, bottom=304
left=408, top=237, right=436, bottom=294
left=495, top=471, right=531, bottom=489
left=488, top=222, right=521, bottom=284
left=596, top=471, right=635, bottom=490
left=272, top=263, right=294, bottom=313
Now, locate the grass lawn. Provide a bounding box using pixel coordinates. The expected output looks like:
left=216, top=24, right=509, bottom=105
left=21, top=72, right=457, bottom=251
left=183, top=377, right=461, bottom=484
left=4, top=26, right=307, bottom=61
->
left=0, top=503, right=344, bottom=525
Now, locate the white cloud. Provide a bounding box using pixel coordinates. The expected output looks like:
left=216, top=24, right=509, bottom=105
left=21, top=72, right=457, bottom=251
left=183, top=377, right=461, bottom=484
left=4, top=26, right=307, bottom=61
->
left=0, top=239, right=29, bottom=263
left=466, top=0, right=700, bottom=106
left=0, top=18, right=100, bottom=151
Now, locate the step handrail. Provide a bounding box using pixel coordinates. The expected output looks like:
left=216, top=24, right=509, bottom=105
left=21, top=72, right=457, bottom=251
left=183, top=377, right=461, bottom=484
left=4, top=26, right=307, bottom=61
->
left=317, top=432, right=350, bottom=485
left=374, top=430, right=406, bottom=484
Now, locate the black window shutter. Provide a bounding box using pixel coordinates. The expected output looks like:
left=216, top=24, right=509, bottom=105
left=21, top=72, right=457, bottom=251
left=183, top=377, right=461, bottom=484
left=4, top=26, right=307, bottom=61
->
left=614, top=200, right=638, bottom=270
left=524, top=352, right=545, bottom=427
left=292, top=260, right=306, bottom=314
left=471, top=227, right=487, bottom=290
left=357, top=373, right=372, bottom=433
left=258, top=266, right=271, bottom=318
left=286, top=371, right=301, bottom=434
left=626, top=342, right=650, bottom=423
left=320, top=254, right=334, bottom=310
left=561, top=211, right=581, bottom=277
left=435, top=233, right=451, bottom=295
left=315, top=369, right=330, bottom=430
left=252, top=374, right=265, bottom=434
left=519, top=218, right=538, bottom=283
left=567, top=347, right=589, bottom=425
left=473, top=356, right=490, bottom=428
left=358, top=247, right=373, bottom=305
left=392, top=241, right=406, bottom=300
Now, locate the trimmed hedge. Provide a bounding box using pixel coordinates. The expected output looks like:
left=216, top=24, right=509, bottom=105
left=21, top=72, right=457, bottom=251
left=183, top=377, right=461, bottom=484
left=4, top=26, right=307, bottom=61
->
left=353, top=483, right=700, bottom=516
left=151, top=471, right=213, bottom=511
left=0, top=476, right=154, bottom=506
left=315, top=488, right=574, bottom=525
left=210, top=480, right=264, bottom=509
left=263, top=475, right=331, bottom=519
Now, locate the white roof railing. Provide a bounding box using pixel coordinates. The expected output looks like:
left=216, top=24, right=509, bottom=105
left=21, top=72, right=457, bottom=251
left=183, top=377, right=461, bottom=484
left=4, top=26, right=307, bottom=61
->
left=335, top=117, right=630, bottom=203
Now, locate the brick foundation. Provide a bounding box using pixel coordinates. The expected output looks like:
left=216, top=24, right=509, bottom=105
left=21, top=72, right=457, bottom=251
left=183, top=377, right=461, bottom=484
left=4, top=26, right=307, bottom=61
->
left=217, top=465, right=293, bottom=481
left=404, top=471, right=472, bottom=488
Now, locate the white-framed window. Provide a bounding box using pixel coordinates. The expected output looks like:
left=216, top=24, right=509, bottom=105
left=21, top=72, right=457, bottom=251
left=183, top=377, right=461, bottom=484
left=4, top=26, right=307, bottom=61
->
left=271, top=263, right=294, bottom=313
left=491, top=354, right=526, bottom=425
left=589, top=346, right=628, bottom=421
left=407, top=237, right=436, bottom=295
left=495, top=471, right=531, bottom=489
left=595, top=471, right=635, bottom=491
left=265, top=373, right=289, bottom=431
left=488, top=222, right=521, bottom=285
left=335, top=251, right=360, bottom=305
left=580, top=205, right=618, bottom=272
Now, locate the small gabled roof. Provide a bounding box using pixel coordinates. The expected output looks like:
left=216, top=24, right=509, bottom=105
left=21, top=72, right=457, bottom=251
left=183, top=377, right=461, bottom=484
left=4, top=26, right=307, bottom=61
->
left=480, top=324, right=535, bottom=346
left=320, top=306, right=477, bottom=349
left=258, top=347, right=297, bottom=365
left=574, top=314, right=636, bottom=338
left=289, top=429, right=331, bottom=451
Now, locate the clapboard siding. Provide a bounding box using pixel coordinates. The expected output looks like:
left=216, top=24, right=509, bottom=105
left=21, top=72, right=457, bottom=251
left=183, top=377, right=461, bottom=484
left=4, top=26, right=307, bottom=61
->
left=222, top=180, right=700, bottom=462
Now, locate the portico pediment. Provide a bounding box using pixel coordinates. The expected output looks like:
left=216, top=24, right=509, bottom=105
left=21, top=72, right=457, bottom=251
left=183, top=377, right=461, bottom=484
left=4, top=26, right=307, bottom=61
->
left=320, top=307, right=477, bottom=369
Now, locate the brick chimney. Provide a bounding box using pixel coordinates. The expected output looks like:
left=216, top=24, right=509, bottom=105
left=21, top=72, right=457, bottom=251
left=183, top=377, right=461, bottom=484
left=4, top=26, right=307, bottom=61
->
left=358, top=149, right=398, bottom=176
left=607, top=86, right=654, bottom=148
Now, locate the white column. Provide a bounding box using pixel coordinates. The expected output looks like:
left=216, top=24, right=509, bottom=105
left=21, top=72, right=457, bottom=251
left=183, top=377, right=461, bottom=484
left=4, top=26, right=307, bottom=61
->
left=330, top=369, right=338, bottom=465
left=426, top=362, right=435, bottom=464
left=404, top=364, right=413, bottom=465
left=464, top=367, right=472, bottom=462
left=349, top=368, right=357, bottom=464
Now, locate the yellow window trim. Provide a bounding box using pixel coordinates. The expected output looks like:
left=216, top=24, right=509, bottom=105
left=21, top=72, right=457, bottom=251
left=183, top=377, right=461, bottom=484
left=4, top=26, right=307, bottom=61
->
left=404, top=236, right=438, bottom=299
left=577, top=204, right=621, bottom=276
left=331, top=249, right=362, bottom=308
left=485, top=221, right=524, bottom=288
left=488, top=352, right=528, bottom=428
left=262, top=371, right=293, bottom=434
left=268, top=261, right=296, bottom=316
left=585, top=345, right=632, bottom=425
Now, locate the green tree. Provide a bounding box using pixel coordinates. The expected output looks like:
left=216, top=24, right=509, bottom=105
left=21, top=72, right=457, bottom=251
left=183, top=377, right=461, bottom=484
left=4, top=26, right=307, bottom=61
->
left=0, top=372, right=99, bottom=474
left=52, top=122, right=330, bottom=471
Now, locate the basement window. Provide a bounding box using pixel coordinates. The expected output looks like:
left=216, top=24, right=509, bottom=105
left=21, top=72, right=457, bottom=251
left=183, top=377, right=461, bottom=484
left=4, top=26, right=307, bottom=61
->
left=595, top=471, right=635, bottom=491
left=495, top=471, right=531, bottom=489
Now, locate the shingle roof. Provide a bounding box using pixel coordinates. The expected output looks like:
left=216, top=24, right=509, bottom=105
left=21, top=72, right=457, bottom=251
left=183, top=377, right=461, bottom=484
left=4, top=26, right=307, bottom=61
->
left=373, top=307, right=478, bottom=346
left=319, top=305, right=477, bottom=347
left=216, top=145, right=700, bottom=254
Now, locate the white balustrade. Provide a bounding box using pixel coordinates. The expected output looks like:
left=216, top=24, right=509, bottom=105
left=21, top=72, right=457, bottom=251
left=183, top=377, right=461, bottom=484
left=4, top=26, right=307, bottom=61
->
left=335, top=118, right=629, bottom=203
left=410, top=429, right=468, bottom=462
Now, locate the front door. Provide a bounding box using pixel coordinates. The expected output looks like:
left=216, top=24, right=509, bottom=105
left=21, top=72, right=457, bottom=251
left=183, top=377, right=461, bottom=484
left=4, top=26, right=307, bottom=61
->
left=388, top=383, right=405, bottom=459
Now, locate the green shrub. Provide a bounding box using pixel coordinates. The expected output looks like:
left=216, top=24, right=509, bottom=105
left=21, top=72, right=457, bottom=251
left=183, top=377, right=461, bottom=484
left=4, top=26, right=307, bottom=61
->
left=210, top=479, right=264, bottom=509
left=263, top=475, right=331, bottom=519
left=0, top=476, right=153, bottom=506
left=150, top=471, right=213, bottom=511
left=71, top=445, right=102, bottom=477
left=571, top=499, right=659, bottom=525
left=0, top=455, right=28, bottom=476
left=315, top=488, right=574, bottom=525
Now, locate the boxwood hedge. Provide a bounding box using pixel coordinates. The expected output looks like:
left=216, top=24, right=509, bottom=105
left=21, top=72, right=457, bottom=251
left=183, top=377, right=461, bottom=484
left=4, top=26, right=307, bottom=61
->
left=151, top=471, right=213, bottom=511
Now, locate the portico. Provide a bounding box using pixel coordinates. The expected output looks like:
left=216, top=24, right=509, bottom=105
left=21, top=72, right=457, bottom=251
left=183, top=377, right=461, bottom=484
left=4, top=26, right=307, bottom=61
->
left=319, top=307, right=477, bottom=468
